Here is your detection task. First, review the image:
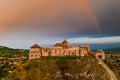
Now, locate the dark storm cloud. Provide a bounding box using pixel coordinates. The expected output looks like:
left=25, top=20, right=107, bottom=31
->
left=89, top=0, right=120, bottom=36
left=99, top=8, right=120, bottom=36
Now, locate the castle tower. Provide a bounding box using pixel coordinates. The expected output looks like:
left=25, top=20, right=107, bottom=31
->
left=95, top=50, right=105, bottom=60
left=29, top=44, right=41, bottom=59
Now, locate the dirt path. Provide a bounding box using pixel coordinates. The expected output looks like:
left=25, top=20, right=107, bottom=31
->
left=98, top=58, right=118, bottom=80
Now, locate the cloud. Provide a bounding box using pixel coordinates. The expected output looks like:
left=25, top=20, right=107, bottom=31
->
left=68, top=36, right=120, bottom=44
left=0, top=0, right=120, bottom=48
left=0, top=0, right=101, bottom=36
left=89, top=0, right=120, bottom=36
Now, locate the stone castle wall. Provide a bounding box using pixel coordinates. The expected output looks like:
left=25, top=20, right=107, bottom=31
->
left=29, top=40, right=91, bottom=59
left=29, top=46, right=90, bottom=60
left=29, top=40, right=105, bottom=60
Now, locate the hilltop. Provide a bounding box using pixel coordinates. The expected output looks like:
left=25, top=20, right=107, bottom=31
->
left=9, top=55, right=111, bottom=80
left=0, top=46, right=29, bottom=57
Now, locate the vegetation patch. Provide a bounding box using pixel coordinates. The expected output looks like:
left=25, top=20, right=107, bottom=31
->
left=105, top=53, right=120, bottom=79
left=5, top=55, right=110, bottom=80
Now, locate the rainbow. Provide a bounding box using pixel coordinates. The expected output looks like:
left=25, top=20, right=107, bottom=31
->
left=84, top=0, right=101, bottom=32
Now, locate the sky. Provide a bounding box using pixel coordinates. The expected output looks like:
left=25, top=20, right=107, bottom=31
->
left=0, top=0, right=120, bottom=49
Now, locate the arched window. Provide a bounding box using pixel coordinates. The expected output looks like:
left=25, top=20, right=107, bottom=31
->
left=72, top=52, right=74, bottom=55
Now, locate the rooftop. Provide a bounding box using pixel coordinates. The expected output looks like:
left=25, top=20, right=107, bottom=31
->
left=62, top=40, right=69, bottom=44
left=30, top=44, right=41, bottom=48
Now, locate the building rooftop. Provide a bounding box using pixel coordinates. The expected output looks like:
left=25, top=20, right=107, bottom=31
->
left=30, top=44, right=41, bottom=48
left=54, top=40, right=70, bottom=48
left=62, top=40, right=69, bottom=44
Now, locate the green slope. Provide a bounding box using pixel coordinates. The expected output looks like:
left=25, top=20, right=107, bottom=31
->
left=9, top=55, right=110, bottom=80
left=0, top=46, right=29, bottom=57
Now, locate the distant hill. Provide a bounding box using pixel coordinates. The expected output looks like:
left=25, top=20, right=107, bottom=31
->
left=0, top=46, right=9, bottom=48
left=103, top=47, right=120, bottom=53
left=0, top=46, right=29, bottom=57
left=8, top=56, right=111, bottom=80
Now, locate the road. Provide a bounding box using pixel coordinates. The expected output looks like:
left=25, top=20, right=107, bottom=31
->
left=98, top=58, right=118, bottom=80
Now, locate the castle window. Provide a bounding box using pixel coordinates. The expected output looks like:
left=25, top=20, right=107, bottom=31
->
left=31, top=55, right=33, bottom=57
left=72, top=52, right=74, bottom=55
left=71, top=52, right=75, bottom=56
left=35, top=55, right=37, bottom=57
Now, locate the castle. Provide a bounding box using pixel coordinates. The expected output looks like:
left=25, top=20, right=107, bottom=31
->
left=29, top=40, right=105, bottom=60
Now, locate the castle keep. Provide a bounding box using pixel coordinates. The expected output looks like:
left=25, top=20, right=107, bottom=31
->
left=29, top=40, right=91, bottom=60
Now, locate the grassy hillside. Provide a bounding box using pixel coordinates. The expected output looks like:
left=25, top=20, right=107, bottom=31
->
left=8, top=55, right=110, bottom=80
left=0, top=46, right=29, bottom=57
